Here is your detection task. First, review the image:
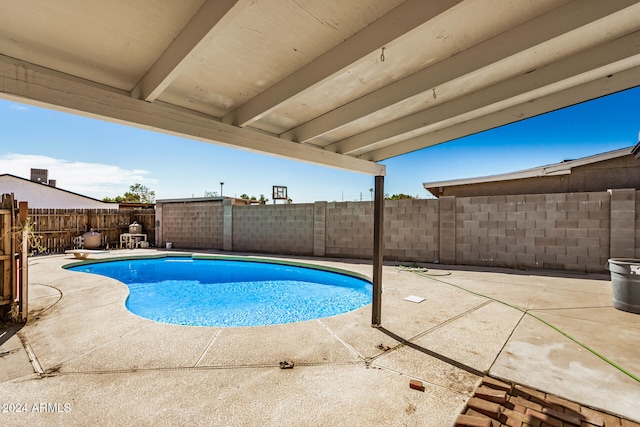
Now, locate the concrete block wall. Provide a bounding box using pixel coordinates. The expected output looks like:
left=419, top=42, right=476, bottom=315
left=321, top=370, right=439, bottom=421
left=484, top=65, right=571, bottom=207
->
left=309, top=199, right=440, bottom=262
left=160, top=202, right=224, bottom=249
left=454, top=192, right=611, bottom=272
left=384, top=199, right=439, bottom=262
left=313, top=202, right=326, bottom=256
left=439, top=197, right=456, bottom=264
left=232, top=203, right=314, bottom=255
left=637, top=193, right=640, bottom=259
left=156, top=190, right=638, bottom=273
left=325, top=202, right=373, bottom=259
left=609, top=189, right=636, bottom=259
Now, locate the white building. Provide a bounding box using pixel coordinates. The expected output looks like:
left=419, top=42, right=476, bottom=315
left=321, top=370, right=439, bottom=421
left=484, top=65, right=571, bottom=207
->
left=0, top=174, right=117, bottom=209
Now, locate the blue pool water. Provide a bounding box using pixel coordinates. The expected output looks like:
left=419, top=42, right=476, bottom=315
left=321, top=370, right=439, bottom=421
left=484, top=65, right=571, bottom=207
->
left=68, top=257, right=372, bottom=327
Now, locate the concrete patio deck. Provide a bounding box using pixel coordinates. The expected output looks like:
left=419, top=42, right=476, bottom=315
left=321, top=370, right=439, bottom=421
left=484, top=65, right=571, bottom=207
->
left=1, top=250, right=639, bottom=426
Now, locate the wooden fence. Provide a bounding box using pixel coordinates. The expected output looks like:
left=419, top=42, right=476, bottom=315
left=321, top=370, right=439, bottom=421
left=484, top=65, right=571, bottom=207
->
left=28, top=208, right=156, bottom=253
left=1, top=194, right=28, bottom=322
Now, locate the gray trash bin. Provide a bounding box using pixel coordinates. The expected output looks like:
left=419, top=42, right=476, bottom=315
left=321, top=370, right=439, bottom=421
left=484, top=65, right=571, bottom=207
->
left=605, top=258, right=640, bottom=314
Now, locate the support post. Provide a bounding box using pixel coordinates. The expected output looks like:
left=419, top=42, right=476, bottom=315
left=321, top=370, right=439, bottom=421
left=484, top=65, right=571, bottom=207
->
left=19, top=201, right=28, bottom=322
left=372, top=175, right=384, bottom=327
left=20, top=228, right=28, bottom=321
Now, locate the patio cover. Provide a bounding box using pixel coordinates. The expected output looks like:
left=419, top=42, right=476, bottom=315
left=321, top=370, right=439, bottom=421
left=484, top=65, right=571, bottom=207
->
left=1, top=0, right=639, bottom=325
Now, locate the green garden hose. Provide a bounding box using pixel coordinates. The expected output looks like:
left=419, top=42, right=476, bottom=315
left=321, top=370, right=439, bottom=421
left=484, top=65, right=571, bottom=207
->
left=396, top=265, right=640, bottom=383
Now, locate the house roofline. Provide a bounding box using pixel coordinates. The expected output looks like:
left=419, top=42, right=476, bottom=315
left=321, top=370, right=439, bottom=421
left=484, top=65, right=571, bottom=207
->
left=0, top=173, right=118, bottom=205
left=632, top=139, right=640, bottom=158
left=156, top=196, right=250, bottom=204
left=157, top=196, right=225, bottom=203
left=422, top=147, right=633, bottom=190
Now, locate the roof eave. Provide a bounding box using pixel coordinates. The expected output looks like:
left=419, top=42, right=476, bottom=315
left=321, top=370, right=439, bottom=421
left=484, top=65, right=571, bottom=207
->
left=422, top=146, right=633, bottom=190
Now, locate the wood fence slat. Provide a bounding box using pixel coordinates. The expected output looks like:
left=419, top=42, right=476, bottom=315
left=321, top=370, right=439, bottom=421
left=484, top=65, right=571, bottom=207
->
left=25, top=208, right=155, bottom=253
left=2, top=209, right=11, bottom=300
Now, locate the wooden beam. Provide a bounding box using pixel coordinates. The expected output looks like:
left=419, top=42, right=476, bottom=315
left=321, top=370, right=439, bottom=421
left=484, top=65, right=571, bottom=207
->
left=132, top=0, right=250, bottom=101
left=365, top=65, right=640, bottom=161
left=283, top=0, right=639, bottom=144
left=223, top=0, right=463, bottom=127
left=0, top=55, right=385, bottom=176
left=332, top=31, right=640, bottom=155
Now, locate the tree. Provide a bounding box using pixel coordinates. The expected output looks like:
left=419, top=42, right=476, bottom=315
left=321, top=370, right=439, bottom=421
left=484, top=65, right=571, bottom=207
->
left=128, top=183, right=155, bottom=203
left=385, top=193, right=414, bottom=200
left=103, top=183, right=155, bottom=203
left=102, top=195, right=125, bottom=203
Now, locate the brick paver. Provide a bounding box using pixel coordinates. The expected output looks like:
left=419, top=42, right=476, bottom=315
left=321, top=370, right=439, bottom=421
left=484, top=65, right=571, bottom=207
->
left=456, top=376, right=640, bottom=427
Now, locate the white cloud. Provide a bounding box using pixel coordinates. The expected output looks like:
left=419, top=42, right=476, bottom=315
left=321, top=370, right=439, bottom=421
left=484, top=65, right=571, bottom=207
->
left=0, top=154, right=157, bottom=198
left=8, top=103, right=29, bottom=111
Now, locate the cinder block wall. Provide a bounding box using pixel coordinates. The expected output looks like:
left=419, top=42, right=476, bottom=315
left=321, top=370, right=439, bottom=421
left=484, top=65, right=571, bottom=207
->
left=609, top=189, right=636, bottom=259
left=324, top=199, right=439, bottom=261
left=160, top=202, right=224, bottom=249
left=325, top=202, right=373, bottom=259
left=384, top=199, right=440, bottom=262
left=156, top=190, right=638, bottom=273
left=454, top=192, right=611, bottom=272
left=637, top=194, right=640, bottom=259
left=232, top=203, right=314, bottom=255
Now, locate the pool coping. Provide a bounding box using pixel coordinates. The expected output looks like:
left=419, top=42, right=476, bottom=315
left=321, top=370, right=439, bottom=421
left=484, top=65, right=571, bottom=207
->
left=62, top=251, right=374, bottom=283
left=64, top=253, right=374, bottom=328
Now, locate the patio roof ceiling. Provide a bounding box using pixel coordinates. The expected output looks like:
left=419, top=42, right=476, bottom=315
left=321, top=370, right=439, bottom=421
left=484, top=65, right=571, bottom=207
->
left=1, top=0, right=639, bottom=176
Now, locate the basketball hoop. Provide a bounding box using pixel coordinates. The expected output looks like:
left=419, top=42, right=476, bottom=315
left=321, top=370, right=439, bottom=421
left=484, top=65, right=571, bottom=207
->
left=272, top=186, right=288, bottom=203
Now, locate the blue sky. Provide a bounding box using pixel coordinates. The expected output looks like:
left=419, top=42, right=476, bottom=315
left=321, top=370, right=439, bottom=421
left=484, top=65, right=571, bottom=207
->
left=1, top=86, right=638, bottom=203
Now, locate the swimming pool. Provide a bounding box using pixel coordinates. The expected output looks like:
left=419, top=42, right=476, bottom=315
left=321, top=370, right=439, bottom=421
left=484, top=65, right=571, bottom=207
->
left=67, top=256, right=372, bottom=327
